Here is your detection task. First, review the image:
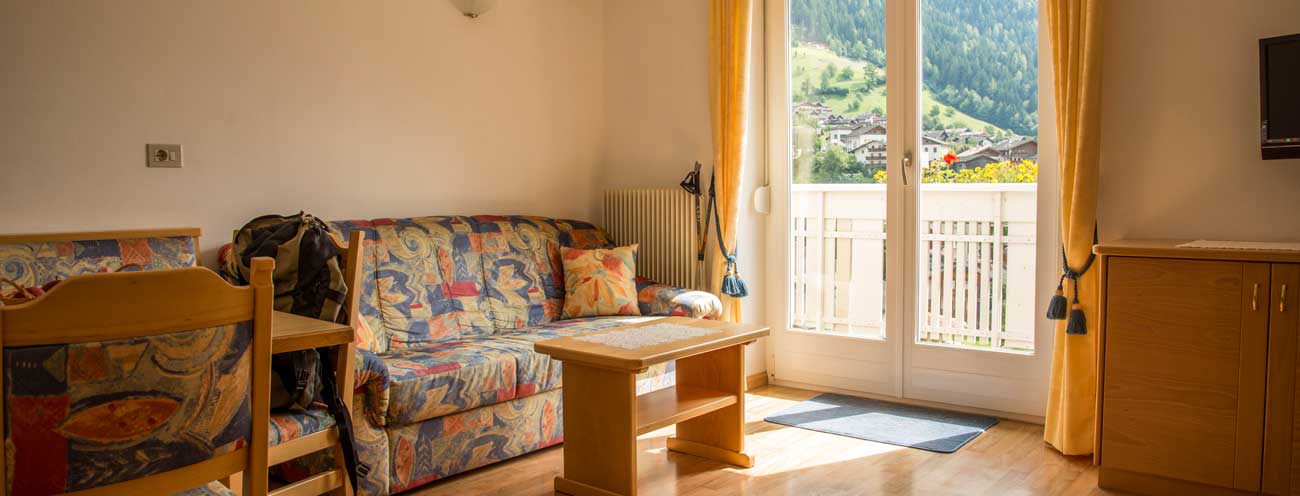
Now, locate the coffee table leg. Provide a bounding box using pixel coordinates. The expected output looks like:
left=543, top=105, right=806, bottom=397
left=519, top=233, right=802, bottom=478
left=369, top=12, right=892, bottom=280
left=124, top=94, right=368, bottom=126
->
left=554, top=363, right=638, bottom=496
left=667, top=344, right=755, bottom=468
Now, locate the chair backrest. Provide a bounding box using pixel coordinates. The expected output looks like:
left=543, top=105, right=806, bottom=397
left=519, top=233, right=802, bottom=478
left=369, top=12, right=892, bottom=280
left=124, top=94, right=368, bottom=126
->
left=0, top=258, right=274, bottom=496
left=0, top=228, right=201, bottom=289
left=329, top=230, right=365, bottom=332
left=327, top=216, right=613, bottom=353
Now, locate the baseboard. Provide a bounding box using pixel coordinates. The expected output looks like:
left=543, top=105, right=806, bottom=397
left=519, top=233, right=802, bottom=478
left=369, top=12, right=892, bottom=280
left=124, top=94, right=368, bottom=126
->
left=746, top=371, right=769, bottom=391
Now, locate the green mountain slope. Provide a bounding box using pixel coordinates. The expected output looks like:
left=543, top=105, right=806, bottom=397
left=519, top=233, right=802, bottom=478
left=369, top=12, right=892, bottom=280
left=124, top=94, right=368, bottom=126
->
left=792, top=45, right=1005, bottom=134
left=791, top=0, right=1038, bottom=136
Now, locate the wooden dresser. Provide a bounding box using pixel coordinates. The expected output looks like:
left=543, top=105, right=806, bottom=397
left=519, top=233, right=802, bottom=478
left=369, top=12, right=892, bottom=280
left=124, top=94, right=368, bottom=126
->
left=1095, top=240, right=1300, bottom=495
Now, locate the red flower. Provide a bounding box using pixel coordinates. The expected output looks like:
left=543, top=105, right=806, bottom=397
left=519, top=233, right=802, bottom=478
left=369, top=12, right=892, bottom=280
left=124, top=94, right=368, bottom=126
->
left=943, top=152, right=958, bottom=165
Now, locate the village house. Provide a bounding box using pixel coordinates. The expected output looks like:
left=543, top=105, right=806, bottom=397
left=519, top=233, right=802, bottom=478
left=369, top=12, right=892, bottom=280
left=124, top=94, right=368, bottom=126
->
left=921, top=135, right=949, bottom=165
left=850, top=139, right=888, bottom=170
left=826, top=121, right=861, bottom=147
left=952, top=137, right=1039, bottom=170
left=841, top=123, right=887, bottom=149
left=794, top=101, right=833, bottom=120
left=953, top=145, right=1004, bottom=169
left=993, top=136, right=1038, bottom=161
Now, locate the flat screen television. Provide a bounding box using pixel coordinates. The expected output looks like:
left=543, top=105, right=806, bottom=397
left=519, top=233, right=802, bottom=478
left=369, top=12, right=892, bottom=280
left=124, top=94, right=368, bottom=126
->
left=1261, top=33, right=1300, bottom=160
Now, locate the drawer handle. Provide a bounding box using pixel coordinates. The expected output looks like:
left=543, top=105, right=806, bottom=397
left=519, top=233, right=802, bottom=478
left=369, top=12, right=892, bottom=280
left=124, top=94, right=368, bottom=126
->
left=1253, top=283, right=1260, bottom=311
left=1282, top=284, right=1288, bottom=313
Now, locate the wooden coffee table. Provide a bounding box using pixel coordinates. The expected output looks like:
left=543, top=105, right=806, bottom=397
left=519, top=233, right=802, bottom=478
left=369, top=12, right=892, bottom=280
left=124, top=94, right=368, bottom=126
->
left=535, top=316, right=769, bottom=496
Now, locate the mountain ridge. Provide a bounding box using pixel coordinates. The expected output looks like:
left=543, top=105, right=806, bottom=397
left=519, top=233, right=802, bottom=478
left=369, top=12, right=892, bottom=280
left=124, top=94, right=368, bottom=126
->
left=791, top=0, right=1039, bottom=136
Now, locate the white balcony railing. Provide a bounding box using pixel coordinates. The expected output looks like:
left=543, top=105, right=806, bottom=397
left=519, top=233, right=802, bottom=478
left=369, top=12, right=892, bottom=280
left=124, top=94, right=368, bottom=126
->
left=791, top=183, right=1036, bottom=352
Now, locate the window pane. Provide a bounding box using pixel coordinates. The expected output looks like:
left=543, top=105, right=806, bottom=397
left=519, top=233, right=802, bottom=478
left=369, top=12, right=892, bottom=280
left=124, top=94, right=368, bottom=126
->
left=788, top=0, right=887, bottom=337
left=917, top=0, right=1039, bottom=352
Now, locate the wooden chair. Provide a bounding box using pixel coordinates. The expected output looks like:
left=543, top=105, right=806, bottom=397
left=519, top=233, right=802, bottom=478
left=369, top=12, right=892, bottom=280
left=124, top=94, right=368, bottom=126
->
left=0, top=227, right=203, bottom=287
left=263, top=231, right=362, bottom=496
left=0, top=258, right=275, bottom=496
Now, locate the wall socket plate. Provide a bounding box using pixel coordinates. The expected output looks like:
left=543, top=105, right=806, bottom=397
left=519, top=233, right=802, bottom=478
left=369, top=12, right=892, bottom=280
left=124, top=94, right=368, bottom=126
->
left=146, top=144, right=183, bottom=168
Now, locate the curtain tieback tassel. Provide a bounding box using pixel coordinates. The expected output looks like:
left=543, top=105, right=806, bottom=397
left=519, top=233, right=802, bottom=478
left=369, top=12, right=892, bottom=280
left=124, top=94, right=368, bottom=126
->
left=1047, top=226, right=1098, bottom=335
left=1046, top=274, right=1069, bottom=320
left=1065, top=273, right=1087, bottom=335
left=721, top=256, right=749, bottom=298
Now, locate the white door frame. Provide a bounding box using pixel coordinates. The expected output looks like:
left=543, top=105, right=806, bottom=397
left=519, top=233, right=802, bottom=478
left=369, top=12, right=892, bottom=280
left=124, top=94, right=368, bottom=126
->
left=763, top=0, right=1059, bottom=420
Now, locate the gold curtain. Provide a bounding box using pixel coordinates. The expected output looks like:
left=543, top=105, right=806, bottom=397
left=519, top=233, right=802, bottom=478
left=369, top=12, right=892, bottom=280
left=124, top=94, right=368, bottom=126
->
left=707, top=0, right=753, bottom=323
left=1043, top=0, right=1105, bottom=456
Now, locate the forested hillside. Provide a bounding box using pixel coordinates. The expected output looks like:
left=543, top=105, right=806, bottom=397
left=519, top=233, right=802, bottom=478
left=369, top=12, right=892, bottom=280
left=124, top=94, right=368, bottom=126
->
left=791, top=0, right=1038, bottom=136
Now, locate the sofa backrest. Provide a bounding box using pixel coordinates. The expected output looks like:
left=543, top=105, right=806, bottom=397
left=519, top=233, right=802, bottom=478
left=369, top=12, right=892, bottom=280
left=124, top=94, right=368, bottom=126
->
left=0, top=228, right=200, bottom=288
left=329, top=216, right=612, bottom=354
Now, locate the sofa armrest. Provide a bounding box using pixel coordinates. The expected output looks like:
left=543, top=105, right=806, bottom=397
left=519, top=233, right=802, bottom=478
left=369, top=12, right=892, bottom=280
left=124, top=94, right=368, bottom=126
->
left=353, top=348, right=391, bottom=427
left=635, top=277, right=722, bottom=319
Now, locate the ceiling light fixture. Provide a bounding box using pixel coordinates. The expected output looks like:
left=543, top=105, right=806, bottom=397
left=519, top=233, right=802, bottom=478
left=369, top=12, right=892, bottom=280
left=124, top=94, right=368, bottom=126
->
left=450, top=0, right=497, bottom=19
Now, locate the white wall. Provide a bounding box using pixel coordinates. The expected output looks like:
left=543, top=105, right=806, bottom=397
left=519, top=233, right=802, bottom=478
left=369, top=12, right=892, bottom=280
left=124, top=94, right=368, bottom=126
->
left=0, top=0, right=607, bottom=263
left=602, top=0, right=769, bottom=376
left=1099, top=0, right=1300, bottom=242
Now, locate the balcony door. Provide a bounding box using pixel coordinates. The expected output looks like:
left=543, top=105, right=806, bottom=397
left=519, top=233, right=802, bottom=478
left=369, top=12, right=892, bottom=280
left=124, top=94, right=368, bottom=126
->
left=765, top=0, right=1057, bottom=417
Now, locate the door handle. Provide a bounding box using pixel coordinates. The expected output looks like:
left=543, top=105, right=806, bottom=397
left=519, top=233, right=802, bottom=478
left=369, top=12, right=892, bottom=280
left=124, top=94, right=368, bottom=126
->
left=1253, top=283, right=1259, bottom=311
left=1282, top=284, right=1288, bottom=313
left=901, top=151, right=912, bottom=186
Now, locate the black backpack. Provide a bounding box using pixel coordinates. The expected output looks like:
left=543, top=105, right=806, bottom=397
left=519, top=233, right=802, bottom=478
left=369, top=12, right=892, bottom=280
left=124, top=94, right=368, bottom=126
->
left=226, top=212, right=348, bottom=322
left=224, top=212, right=366, bottom=489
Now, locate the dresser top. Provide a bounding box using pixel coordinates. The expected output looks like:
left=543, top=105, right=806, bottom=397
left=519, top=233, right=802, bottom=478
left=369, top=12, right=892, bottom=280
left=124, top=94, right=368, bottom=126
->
left=1095, top=239, right=1300, bottom=264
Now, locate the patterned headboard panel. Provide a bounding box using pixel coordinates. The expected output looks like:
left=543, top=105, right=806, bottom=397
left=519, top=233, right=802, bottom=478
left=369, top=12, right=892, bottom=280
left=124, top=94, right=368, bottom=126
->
left=0, top=229, right=200, bottom=288
left=4, top=321, right=252, bottom=494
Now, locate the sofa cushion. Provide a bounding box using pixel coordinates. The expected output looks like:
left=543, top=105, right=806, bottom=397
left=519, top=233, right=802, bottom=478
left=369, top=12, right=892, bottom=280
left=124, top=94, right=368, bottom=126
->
left=486, top=316, right=677, bottom=396
left=368, top=217, right=495, bottom=350
left=560, top=245, right=642, bottom=319
left=635, top=277, right=723, bottom=319
left=468, top=216, right=557, bottom=330
left=269, top=407, right=336, bottom=447
left=380, top=340, right=519, bottom=425
left=174, top=481, right=237, bottom=496
left=470, top=216, right=614, bottom=332
left=376, top=316, right=681, bottom=426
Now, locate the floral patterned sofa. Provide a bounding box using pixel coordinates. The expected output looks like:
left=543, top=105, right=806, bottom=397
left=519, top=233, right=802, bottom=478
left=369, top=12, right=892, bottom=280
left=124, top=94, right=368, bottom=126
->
left=326, top=215, right=720, bottom=495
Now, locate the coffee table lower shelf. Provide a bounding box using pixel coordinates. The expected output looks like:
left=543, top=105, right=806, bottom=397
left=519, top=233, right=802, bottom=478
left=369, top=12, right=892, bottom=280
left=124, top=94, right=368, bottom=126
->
left=636, top=385, right=737, bottom=435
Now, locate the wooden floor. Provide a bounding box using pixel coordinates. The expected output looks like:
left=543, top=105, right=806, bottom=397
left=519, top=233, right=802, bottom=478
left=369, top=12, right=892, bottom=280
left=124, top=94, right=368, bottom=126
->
left=408, top=385, right=1112, bottom=496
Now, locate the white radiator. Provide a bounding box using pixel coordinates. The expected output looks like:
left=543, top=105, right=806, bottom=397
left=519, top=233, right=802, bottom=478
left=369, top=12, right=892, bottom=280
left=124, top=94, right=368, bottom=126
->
left=602, top=188, right=699, bottom=290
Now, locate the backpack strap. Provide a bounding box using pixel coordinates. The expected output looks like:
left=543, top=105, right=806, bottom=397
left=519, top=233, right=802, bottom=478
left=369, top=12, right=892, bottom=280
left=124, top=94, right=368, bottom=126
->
left=318, top=347, right=367, bottom=489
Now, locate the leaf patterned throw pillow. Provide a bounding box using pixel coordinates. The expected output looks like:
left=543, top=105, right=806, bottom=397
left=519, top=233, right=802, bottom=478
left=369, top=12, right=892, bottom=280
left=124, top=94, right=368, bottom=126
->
left=561, top=244, right=641, bottom=319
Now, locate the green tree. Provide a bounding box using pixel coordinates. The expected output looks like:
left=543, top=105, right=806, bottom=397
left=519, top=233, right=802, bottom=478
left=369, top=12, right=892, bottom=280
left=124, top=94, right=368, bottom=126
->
left=838, top=66, right=855, bottom=81
left=922, top=113, right=941, bottom=131
left=822, top=63, right=837, bottom=82
left=812, top=146, right=857, bottom=183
